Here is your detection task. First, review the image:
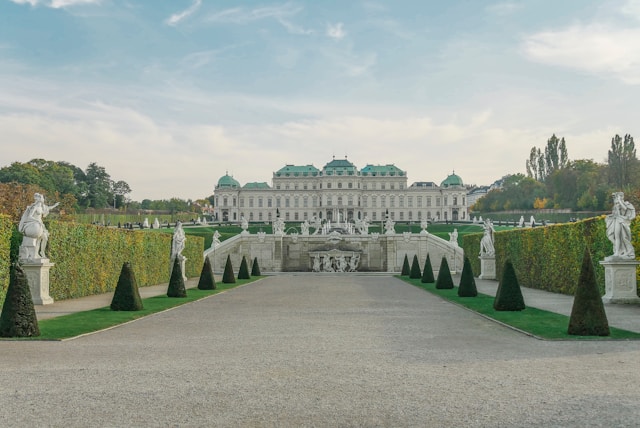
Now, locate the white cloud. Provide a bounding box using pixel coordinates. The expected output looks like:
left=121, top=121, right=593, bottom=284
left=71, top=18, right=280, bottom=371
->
left=327, top=22, right=346, bottom=40
left=165, top=0, right=202, bottom=27
left=9, top=0, right=39, bottom=5
left=205, top=3, right=311, bottom=34
left=11, top=0, right=102, bottom=8
left=485, top=2, right=522, bottom=16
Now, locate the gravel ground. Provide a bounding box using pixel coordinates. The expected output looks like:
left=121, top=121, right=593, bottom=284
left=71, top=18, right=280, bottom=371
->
left=1, top=274, right=640, bottom=427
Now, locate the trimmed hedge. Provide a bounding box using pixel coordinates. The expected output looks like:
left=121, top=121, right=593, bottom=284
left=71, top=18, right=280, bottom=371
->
left=462, top=216, right=640, bottom=296
left=0, top=215, right=13, bottom=306
left=46, top=221, right=203, bottom=301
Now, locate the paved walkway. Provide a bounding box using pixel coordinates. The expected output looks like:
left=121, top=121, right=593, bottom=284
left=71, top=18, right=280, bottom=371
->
left=35, top=273, right=640, bottom=333
left=4, top=274, right=640, bottom=427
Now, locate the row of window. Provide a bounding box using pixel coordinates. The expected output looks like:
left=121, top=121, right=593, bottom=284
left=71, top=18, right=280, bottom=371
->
left=273, top=181, right=406, bottom=191
left=217, top=195, right=466, bottom=208
left=235, top=210, right=464, bottom=222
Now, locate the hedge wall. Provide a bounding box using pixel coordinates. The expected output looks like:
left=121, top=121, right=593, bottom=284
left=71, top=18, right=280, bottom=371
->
left=0, top=215, right=13, bottom=305
left=462, top=216, right=640, bottom=296
left=46, top=221, right=203, bottom=301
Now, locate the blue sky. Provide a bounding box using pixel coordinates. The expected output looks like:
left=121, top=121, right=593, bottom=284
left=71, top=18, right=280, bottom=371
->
left=2, top=0, right=640, bottom=201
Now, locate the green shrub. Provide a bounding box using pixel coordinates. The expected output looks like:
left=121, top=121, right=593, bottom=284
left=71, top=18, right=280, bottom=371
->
left=409, top=255, right=421, bottom=279
left=435, top=256, right=454, bottom=289
left=197, top=257, right=216, bottom=290
left=0, top=215, right=14, bottom=307
left=167, top=257, right=187, bottom=298
left=222, top=255, right=236, bottom=284
left=421, top=254, right=435, bottom=283
left=493, top=260, right=525, bottom=311
left=568, top=249, right=609, bottom=336
left=110, top=262, right=143, bottom=311
left=238, top=255, right=250, bottom=280
left=401, top=254, right=410, bottom=276
left=251, top=257, right=261, bottom=276
left=0, top=264, right=40, bottom=337
left=458, top=256, right=478, bottom=297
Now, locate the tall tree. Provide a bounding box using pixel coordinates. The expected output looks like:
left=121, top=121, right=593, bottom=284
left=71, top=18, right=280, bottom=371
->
left=111, top=180, right=132, bottom=209
left=83, top=163, right=112, bottom=208
left=526, top=134, right=569, bottom=182
left=607, top=134, right=637, bottom=189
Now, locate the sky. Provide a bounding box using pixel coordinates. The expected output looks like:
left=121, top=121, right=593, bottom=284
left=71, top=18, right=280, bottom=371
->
left=2, top=0, right=640, bottom=201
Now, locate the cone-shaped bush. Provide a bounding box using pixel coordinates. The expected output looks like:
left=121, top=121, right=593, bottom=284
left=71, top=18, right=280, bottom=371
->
left=421, top=254, right=435, bottom=283
left=197, top=257, right=216, bottom=290
left=251, top=257, right=261, bottom=276
left=409, top=255, right=422, bottom=279
left=401, top=254, right=410, bottom=276
left=493, top=260, right=525, bottom=311
left=435, top=256, right=454, bottom=289
left=167, top=257, right=187, bottom=297
left=0, top=264, right=40, bottom=337
left=458, top=256, right=478, bottom=297
left=111, top=262, right=144, bottom=311
left=568, top=249, right=610, bottom=336
left=238, top=255, right=251, bottom=280
left=222, top=255, right=236, bottom=284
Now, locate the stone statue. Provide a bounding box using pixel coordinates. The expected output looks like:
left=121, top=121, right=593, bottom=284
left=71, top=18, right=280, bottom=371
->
left=300, top=220, right=310, bottom=235
left=480, top=219, right=495, bottom=256
left=518, top=216, right=525, bottom=227
left=273, top=217, right=286, bottom=235
left=312, top=254, right=321, bottom=272
left=384, top=218, right=396, bottom=235
left=606, top=192, right=636, bottom=260
left=153, top=218, right=160, bottom=229
left=18, top=193, right=59, bottom=260
left=311, top=216, right=322, bottom=235
left=143, top=218, right=150, bottom=229
left=336, top=255, right=347, bottom=272
left=211, top=230, right=221, bottom=248
left=530, top=216, right=535, bottom=227
left=449, top=228, right=458, bottom=246
left=171, top=221, right=186, bottom=260
left=240, top=216, right=249, bottom=233
left=349, top=254, right=360, bottom=272
left=420, top=219, right=428, bottom=234
left=323, top=255, right=333, bottom=272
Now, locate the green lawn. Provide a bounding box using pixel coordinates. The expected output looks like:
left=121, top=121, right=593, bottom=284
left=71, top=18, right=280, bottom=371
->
left=400, top=276, right=640, bottom=340
left=12, top=277, right=262, bottom=341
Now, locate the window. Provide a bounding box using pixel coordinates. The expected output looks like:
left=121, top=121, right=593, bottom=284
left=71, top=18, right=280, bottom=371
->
left=390, top=184, right=395, bottom=190
left=444, top=196, right=448, bottom=205
left=399, top=196, right=404, bottom=208
left=249, top=198, right=254, bottom=208
left=390, top=196, right=395, bottom=207
left=268, top=198, right=272, bottom=208
left=276, top=185, right=281, bottom=190
left=240, top=198, right=244, bottom=208
left=391, top=212, right=395, bottom=220
left=223, top=197, right=228, bottom=206
left=348, top=197, right=353, bottom=206
left=408, top=197, right=413, bottom=207
left=285, top=198, right=290, bottom=208
left=381, top=196, right=386, bottom=206
left=399, top=212, right=404, bottom=220
left=327, top=183, right=332, bottom=189
left=294, top=184, right=298, bottom=190
left=436, top=197, right=441, bottom=207
left=372, top=196, right=377, bottom=207
left=408, top=211, right=413, bottom=220
left=258, top=198, right=263, bottom=207
left=372, top=212, right=377, bottom=220
left=276, top=197, right=281, bottom=208
left=381, top=184, right=386, bottom=190
left=233, top=198, right=236, bottom=207
left=338, top=196, right=343, bottom=206
left=249, top=212, right=254, bottom=221
left=303, top=184, right=308, bottom=190
left=303, top=197, right=308, bottom=208
left=285, top=184, right=290, bottom=190
left=294, top=212, right=299, bottom=220
left=348, top=182, right=353, bottom=189
left=304, top=212, right=308, bottom=220
left=417, top=196, right=422, bottom=207
left=427, top=197, right=432, bottom=207
left=285, top=212, right=290, bottom=220
left=453, top=196, right=457, bottom=205
left=338, top=182, right=342, bottom=189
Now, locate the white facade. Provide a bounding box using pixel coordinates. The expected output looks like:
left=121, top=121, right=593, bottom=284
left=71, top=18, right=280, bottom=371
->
left=213, top=158, right=468, bottom=224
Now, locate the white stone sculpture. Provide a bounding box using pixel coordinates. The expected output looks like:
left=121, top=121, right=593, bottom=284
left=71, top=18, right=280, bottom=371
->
left=211, top=230, right=221, bottom=248
left=171, top=221, right=187, bottom=280
left=530, top=216, right=535, bottom=227
left=479, top=219, right=495, bottom=256
left=18, top=193, right=59, bottom=260
left=153, top=218, right=160, bottom=229
left=323, top=255, right=334, bottom=272
left=143, top=218, right=150, bottom=229
left=311, top=216, right=322, bottom=235
left=240, top=216, right=249, bottom=234
left=336, top=255, right=347, bottom=272
left=449, top=228, right=458, bottom=246
left=605, top=192, right=636, bottom=260
left=349, top=254, right=360, bottom=272
left=273, top=217, right=286, bottom=235
left=356, top=216, right=370, bottom=235
left=518, top=216, right=525, bottom=227
left=384, top=218, right=396, bottom=235
left=420, top=219, right=428, bottom=234
left=300, top=220, right=310, bottom=235
left=312, top=254, right=321, bottom=272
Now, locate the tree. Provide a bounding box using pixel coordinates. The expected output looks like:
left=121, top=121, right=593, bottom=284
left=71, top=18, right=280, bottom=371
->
left=83, top=162, right=112, bottom=208
left=526, top=134, right=568, bottom=182
left=409, top=255, right=421, bottom=279
left=435, top=256, right=454, bottom=289
left=197, top=257, right=216, bottom=290
left=458, top=257, right=478, bottom=297
left=238, top=255, right=250, bottom=280
left=421, top=254, right=435, bottom=283
left=222, top=255, right=236, bottom=284
left=493, top=260, right=525, bottom=311
left=401, top=254, right=410, bottom=276
left=111, top=180, right=132, bottom=209
left=251, top=257, right=261, bottom=276
left=110, top=262, right=143, bottom=311
left=608, top=134, right=637, bottom=189
left=167, top=257, right=187, bottom=297
left=568, top=249, right=609, bottom=336
left=0, top=264, right=40, bottom=337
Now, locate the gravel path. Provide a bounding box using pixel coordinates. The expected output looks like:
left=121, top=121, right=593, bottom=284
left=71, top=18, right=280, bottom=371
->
left=2, top=274, right=640, bottom=427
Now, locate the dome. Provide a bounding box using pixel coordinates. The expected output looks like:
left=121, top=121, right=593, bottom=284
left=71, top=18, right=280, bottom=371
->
left=216, top=173, right=240, bottom=189
left=441, top=172, right=464, bottom=187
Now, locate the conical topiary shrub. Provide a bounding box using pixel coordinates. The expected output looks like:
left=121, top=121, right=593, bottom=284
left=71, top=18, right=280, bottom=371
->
left=401, top=254, right=410, bottom=276
left=111, top=262, right=144, bottom=311
left=421, top=254, right=435, bottom=283
left=458, top=256, right=478, bottom=297
left=222, top=255, right=236, bottom=284
left=238, top=255, right=250, bottom=280
left=0, top=264, right=40, bottom=337
left=409, top=255, right=422, bottom=279
left=493, top=260, right=525, bottom=311
left=197, top=257, right=216, bottom=290
left=251, top=257, right=261, bottom=276
left=435, top=256, right=454, bottom=289
left=568, top=249, right=609, bottom=336
left=167, top=257, right=187, bottom=297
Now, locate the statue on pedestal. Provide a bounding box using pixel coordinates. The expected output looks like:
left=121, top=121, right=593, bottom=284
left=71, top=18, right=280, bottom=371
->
left=605, top=192, right=636, bottom=260
left=480, top=219, right=495, bottom=256
left=19, top=193, right=59, bottom=260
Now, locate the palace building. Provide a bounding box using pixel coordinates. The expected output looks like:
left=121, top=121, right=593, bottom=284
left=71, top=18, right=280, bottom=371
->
left=213, top=157, right=468, bottom=225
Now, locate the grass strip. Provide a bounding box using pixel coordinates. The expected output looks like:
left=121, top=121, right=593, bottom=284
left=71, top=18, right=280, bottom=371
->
left=19, top=277, right=262, bottom=341
left=401, top=277, right=640, bottom=340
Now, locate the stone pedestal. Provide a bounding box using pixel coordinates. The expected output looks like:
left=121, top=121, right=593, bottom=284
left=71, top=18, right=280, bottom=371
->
left=600, top=259, right=640, bottom=304
left=21, top=259, right=54, bottom=305
left=479, top=255, right=496, bottom=280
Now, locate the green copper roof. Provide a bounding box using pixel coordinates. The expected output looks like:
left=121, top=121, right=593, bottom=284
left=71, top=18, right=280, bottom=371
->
left=275, top=164, right=320, bottom=177
left=322, top=158, right=358, bottom=175
left=441, top=172, right=464, bottom=187
left=360, top=164, right=405, bottom=176
left=217, top=174, right=241, bottom=188
left=243, top=182, right=271, bottom=189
